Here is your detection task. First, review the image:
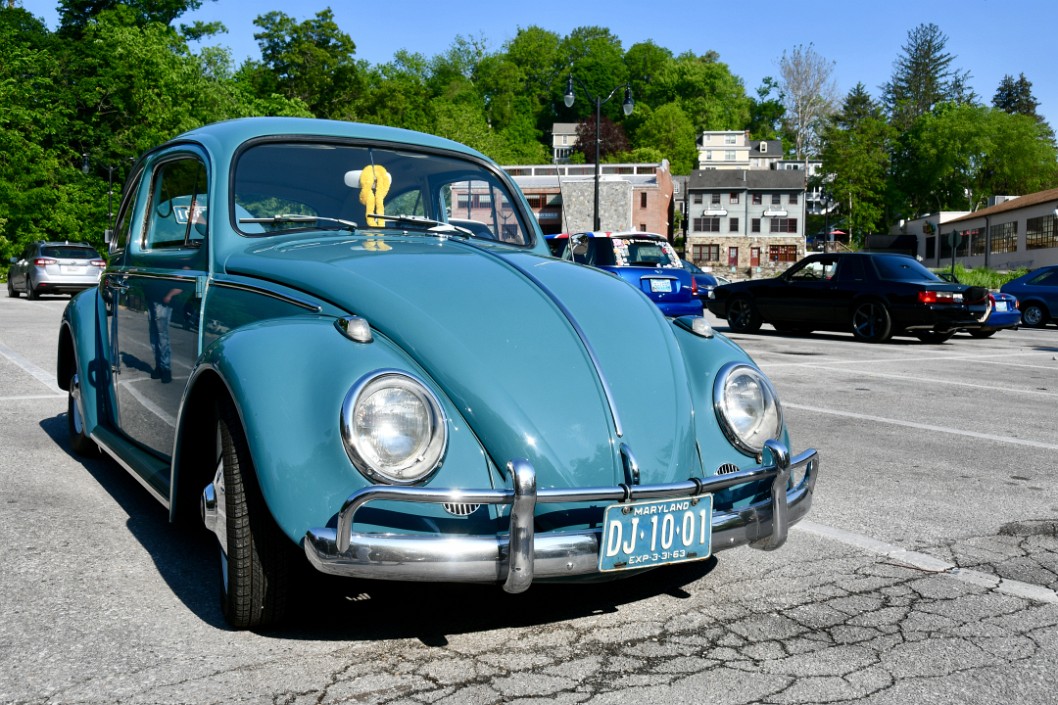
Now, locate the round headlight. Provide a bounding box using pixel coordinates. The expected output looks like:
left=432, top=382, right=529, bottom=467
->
left=713, top=363, right=783, bottom=456
left=341, top=371, right=447, bottom=484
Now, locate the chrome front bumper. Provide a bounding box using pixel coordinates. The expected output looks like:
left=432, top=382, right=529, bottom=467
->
left=302, top=440, right=818, bottom=593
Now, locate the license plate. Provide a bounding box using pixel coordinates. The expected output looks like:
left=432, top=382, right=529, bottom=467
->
left=61, top=265, right=85, bottom=274
left=599, top=496, right=712, bottom=571
left=649, top=279, right=672, bottom=293
left=994, top=301, right=1008, bottom=312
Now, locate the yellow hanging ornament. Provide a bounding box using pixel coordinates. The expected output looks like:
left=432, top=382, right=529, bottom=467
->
left=359, top=165, right=391, bottom=228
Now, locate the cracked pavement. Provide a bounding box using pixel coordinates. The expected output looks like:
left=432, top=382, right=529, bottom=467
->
left=2, top=299, right=1057, bottom=704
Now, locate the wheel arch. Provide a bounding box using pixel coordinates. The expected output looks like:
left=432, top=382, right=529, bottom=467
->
left=169, top=366, right=231, bottom=524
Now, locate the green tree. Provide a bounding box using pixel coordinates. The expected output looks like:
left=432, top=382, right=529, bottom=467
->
left=748, top=77, right=786, bottom=143
left=820, top=84, right=894, bottom=237
left=633, top=103, right=698, bottom=174
left=58, top=0, right=213, bottom=35
left=240, top=9, right=364, bottom=120
left=652, top=51, right=749, bottom=133
left=882, top=23, right=975, bottom=130
left=992, top=73, right=1039, bottom=118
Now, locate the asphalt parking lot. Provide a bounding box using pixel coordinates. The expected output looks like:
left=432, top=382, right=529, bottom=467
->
left=1, top=293, right=1056, bottom=705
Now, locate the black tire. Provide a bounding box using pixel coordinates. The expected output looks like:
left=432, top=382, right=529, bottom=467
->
left=26, top=277, right=39, bottom=300
left=851, top=301, right=892, bottom=343
left=7, top=278, right=19, bottom=298
left=726, top=296, right=762, bottom=333
left=215, top=398, right=292, bottom=629
left=67, top=374, right=97, bottom=456
left=1021, top=303, right=1048, bottom=328
left=914, top=330, right=955, bottom=344
left=968, top=330, right=996, bottom=339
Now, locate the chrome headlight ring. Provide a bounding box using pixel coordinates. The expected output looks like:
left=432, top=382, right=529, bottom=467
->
left=340, top=370, right=448, bottom=485
left=713, top=362, right=784, bottom=457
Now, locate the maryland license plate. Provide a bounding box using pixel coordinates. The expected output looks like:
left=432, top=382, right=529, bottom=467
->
left=598, top=495, right=713, bottom=571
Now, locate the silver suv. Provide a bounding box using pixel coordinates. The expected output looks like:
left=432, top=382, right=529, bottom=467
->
left=7, top=242, right=105, bottom=299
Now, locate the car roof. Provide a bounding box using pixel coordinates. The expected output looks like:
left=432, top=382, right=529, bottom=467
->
left=549, top=231, right=667, bottom=241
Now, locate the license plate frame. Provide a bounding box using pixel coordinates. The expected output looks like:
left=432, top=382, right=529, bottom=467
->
left=598, top=495, right=713, bottom=572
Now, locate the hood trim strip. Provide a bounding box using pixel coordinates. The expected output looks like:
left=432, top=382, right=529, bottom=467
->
left=449, top=241, right=624, bottom=438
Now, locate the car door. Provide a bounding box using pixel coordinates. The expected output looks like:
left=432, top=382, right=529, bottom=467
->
left=757, top=256, right=840, bottom=326
left=105, top=149, right=209, bottom=465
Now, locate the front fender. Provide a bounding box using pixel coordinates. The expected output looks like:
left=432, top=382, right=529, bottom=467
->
left=189, top=315, right=491, bottom=543
left=58, top=288, right=111, bottom=437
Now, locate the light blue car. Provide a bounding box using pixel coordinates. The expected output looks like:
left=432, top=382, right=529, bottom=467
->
left=58, top=117, right=818, bottom=629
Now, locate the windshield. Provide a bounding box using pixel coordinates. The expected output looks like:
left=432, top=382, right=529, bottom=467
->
left=233, top=141, right=532, bottom=246
left=871, top=254, right=942, bottom=282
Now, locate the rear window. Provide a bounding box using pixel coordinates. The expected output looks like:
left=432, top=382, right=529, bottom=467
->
left=40, top=246, right=101, bottom=259
left=612, top=238, right=680, bottom=268
left=871, top=255, right=941, bottom=282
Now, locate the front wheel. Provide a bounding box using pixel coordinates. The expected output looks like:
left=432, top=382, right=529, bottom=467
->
left=914, top=330, right=955, bottom=344
left=67, top=374, right=97, bottom=456
left=1021, top=303, right=1048, bottom=328
left=726, top=296, right=762, bottom=333
left=214, top=398, right=292, bottom=629
left=26, top=277, right=38, bottom=300
left=850, top=301, right=892, bottom=343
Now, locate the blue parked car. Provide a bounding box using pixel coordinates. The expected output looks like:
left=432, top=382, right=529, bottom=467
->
left=681, top=258, right=720, bottom=304
left=57, top=118, right=817, bottom=629
left=963, top=291, right=1020, bottom=337
left=1000, top=265, right=1058, bottom=328
left=547, top=231, right=703, bottom=317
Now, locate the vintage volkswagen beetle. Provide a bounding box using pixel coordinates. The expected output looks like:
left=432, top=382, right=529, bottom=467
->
left=57, top=117, right=818, bottom=629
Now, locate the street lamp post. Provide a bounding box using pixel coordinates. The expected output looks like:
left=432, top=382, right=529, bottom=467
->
left=563, top=72, right=633, bottom=231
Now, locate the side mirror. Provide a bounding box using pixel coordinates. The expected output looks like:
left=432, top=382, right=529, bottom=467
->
left=569, top=232, right=589, bottom=261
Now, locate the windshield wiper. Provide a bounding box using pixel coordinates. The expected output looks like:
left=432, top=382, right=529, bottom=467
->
left=239, top=214, right=358, bottom=231
left=371, top=214, right=474, bottom=238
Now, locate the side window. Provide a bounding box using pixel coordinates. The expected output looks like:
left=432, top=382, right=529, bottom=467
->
left=146, top=158, right=208, bottom=252
left=111, top=166, right=145, bottom=258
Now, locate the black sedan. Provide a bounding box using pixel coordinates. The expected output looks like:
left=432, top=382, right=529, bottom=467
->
left=707, top=252, right=992, bottom=343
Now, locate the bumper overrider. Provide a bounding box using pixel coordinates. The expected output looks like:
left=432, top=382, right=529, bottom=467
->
left=295, top=440, right=818, bottom=592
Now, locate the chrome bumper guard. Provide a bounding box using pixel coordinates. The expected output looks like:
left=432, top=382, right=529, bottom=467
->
left=304, top=439, right=819, bottom=593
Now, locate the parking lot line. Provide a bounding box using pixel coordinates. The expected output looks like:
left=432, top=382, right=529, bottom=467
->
left=785, top=402, right=1058, bottom=451
left=0, top=341, right=63, bottom=397
left=795, top=519, right=1058, bottom=604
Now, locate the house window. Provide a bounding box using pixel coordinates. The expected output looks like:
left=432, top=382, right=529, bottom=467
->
left=711, top=193, right=721, bottom=205
left=705, top=150, right=713, bottom=161
left=725, top=134, right=737, bottom=145
left=789, top=193, right=798, bottom=205
left=752, top=194, right=762, bottom=205
left=768, top=245, right=798, bottom=263
left=725, top=151, right=736, bottom=161
left=693, top=217, right=721, bottom=232
left=1026, top=216, right=1056, bottom=250
left=990, top=221, right=1018, bottom=254
left=693, top=193, right=703, bottom=204
left=692, top=244, right=720, bottom=262
left=769, top=218, right=798, bottom=233
left=728, top=247, right=739, bottom=267
left=729, top=217, right=739, bottom=232
left=751, top=218, right=761, bottom=233
left=771, top=194, right=781, bottom=206
left=640, top=192, right=648, bottom=208
left=729, top=192, right=739, bottom=204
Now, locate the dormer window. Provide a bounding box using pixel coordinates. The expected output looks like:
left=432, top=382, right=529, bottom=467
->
left=759, top=142, right=768, bottom=153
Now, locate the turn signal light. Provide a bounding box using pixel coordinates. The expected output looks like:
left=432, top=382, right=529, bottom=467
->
left=918, top=290, right=957, bottom=304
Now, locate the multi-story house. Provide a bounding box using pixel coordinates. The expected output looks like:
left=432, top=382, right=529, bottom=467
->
left=684, top=169, right=806, bottom=277
left=550, top=123, right=579, bottom=164
left=697, top=131, right=783, bottom=171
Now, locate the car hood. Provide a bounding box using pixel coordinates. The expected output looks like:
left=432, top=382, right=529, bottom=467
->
left=225, top=235, right=700, bottom=489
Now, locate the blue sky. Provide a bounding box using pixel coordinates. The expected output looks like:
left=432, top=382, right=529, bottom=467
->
left=20, top=0, right=1058, bottom=127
